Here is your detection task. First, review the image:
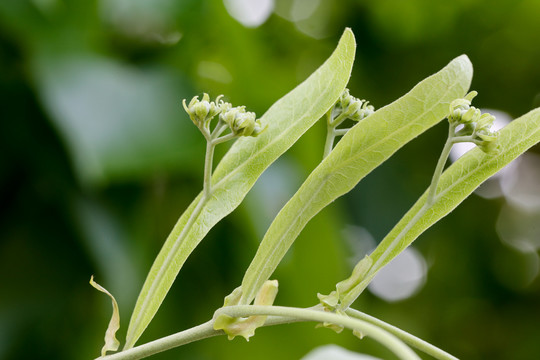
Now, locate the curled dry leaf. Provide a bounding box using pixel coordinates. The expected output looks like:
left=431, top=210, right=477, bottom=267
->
left=90, top=276, right=121, bottom=357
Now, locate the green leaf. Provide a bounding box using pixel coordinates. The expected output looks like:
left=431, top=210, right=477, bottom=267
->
left=90, top=276, right=121, bottom=357
left=239, top=55, right=473, bottom=305
left=363, top=107, right=540, bottom=287
left=124, top=28, right=356, bottom=349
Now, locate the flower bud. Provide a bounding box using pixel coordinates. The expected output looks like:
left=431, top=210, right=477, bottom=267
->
left=182, top=93, right=222, bottom=128
left=448, top=92, right=479, bottom=125
left=474, top=127, right=499, bottom=154
left=461, top=107, right=481, bottom=124
left=349, top=101, right=375, bottom=122
left=337, top=89, right=375, bottom=122
left=476, top=113, right=495, bottom=132
left=218, top=99, right=233, bottom=113
left=340, top=89, right=352, bottom=108
left=220, top=106, right=264, bottom=137
left=448, top=91, right=499, bottom=154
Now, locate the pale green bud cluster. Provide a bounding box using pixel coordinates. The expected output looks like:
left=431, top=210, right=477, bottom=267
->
left=335, top=89, right=375, bottom=122
left=220, top=106, right=264, bottom=137
left=182, top=93, right=264, bottom=138
left=182, top=93, right=222, bottom=129
left=449, top=91, right=499, bottom=154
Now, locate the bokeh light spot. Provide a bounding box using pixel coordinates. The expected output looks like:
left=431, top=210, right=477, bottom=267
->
left=223, top=0, right=274, bottom=28
left=301, top=344, right=382, bottom=360
left=368, top=247, right=427, bottom=302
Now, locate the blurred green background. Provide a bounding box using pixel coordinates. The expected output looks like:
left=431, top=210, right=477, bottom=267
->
left=1, top=0, right=540, bottom=359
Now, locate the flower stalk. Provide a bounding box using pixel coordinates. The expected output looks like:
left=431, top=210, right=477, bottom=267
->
left=182, top=93, right=265, bottom=198
left=323, top=89, right=374, bottom=158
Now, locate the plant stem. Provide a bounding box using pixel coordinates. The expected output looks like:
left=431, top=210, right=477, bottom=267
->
left=107, top=305, right=422, bottom=360
left=104, top=321, right=218, bottom=360
left=345, top=309, right=459, bottom=360
left=451, top=135, right=474, bottom=143
left=323, top=109, right=336, bottom=159
left=204, top=139, right=214, bottom=199
left=426, top=123, right=455, bottom=206
left=323, top=125, right=336, bottom=159
left=213, top=132, right=236, bottom=145
left=323, top=110, right=350, bottom=158
left=218, top=306, right=421, bottom=360
left=334, top=128, right=351, bottom=136
left=211, top=120, right=228, bottom=139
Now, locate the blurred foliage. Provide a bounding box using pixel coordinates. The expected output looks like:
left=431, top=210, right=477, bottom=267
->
left=0, top=0, right=539, bottom=359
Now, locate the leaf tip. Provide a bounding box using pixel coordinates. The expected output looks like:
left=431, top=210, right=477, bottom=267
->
left=451, top=54, right=473, bottom=84
left=340, top=27, right=356, bottom=49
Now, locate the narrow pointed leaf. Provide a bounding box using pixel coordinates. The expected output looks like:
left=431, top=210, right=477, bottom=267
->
left=124, top=29, right=356, bottom=348
left=240, top=55, right=473, bottom=305
left=363, top=107, right=540, bottom=286
left=90, top=276, right=121, bottom=356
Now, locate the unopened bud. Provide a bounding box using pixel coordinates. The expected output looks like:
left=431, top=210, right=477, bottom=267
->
left=221, top=106, right=264, bottom=137
left=182, top=93, right=222, bottom=128
left=337, top=89, right=375, bottom=122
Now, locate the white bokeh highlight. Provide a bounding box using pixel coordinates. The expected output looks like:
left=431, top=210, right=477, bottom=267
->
left=499, top=152, right=540, bottom=211
left=223, top=0, right=274, bottom=28
left=368, top=247, right=427, bottom=302
left=301, top=345, right=382, bottom=360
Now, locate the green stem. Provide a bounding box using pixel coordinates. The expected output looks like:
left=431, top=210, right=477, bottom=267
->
left=213, top=132, right=236, bottom=146
left=218, top=306, right=421, bottom=360
left=451, top=135, right=474, bottom=143
left=324, top=109, right=353, bottom=158
left=106, top=321, right=217, bottom=360
left=345, top=309, right=459, bottom=360
left=330, top=111, right=349, bottom=128
left=334, top=128, right=351, bottom=136
left=323, top=125, right=337, bottom=159
left=211, top=120, right=228, bottom=139
left=204, top=140, right=214, bottom=199
left=426, top=123, right=455, bottom=206
left=107, top=305, right=422, bottom=360
left=323, top=109, right=336, bottom=159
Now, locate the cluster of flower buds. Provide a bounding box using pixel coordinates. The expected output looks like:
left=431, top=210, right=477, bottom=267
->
left=448, top=91, right=499, bottom=154
left=220, top=106, right=264, bottom=137
left=334, top=89, right=375, bottom=122
left=182, top=93, right=264, bottom=137
left=182, top=93, right=221, bottom=130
